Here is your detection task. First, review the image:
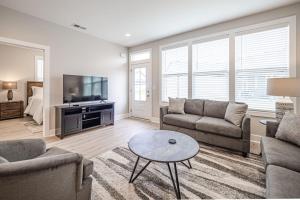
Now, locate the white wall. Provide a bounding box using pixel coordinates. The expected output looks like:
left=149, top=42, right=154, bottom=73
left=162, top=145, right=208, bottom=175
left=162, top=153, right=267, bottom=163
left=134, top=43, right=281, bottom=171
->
left=129, top=3, right=300, bottom=154
left=0, top=6, right=128, bottom=132
left=0, top=43, right=43, bottom=105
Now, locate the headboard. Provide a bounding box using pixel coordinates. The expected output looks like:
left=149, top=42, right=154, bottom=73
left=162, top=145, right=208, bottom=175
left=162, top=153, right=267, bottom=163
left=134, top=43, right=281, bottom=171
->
left=27, top=81, right=43, bottom=104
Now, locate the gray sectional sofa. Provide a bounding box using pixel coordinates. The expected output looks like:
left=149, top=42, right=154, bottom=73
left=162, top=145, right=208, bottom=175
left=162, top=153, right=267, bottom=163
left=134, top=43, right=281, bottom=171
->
left=261, top=121, right=300, bottom=198
left=160, top=99, right=250, bottom=156
left=0, top=139, right=93, bottom=200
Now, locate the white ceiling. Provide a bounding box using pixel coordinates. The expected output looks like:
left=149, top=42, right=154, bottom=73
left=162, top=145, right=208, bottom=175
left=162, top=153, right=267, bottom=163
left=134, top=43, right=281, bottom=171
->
left=0, top=0, right=299, bottom=47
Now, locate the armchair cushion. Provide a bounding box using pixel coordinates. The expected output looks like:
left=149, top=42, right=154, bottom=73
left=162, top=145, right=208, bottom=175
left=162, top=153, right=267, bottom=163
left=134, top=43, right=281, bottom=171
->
left=0, top=139, right=46, bottom=162
left=261, top=136, right=300, bottom=172
left=275, top=113, right=300, bottom=146
left=38, top=147, right=93, bottom=179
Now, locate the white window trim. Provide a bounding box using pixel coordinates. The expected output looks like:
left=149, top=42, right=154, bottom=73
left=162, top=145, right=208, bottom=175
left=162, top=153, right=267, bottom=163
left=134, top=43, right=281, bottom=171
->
left=159, top=16, right=296, bottom=117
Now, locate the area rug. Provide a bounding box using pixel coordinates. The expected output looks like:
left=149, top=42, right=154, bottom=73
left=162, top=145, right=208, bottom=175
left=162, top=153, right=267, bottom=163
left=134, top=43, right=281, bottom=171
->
left=91, top=146, right=266, bottom=199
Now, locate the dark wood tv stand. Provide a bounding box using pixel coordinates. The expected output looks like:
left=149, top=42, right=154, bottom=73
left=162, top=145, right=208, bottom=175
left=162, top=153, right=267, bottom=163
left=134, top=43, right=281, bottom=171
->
left=55, top=102, right=114, bottom=139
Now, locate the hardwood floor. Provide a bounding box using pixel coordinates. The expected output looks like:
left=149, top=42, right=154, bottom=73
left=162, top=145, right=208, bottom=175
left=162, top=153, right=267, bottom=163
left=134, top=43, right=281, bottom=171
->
left=0, top=117, right=159, bottom=158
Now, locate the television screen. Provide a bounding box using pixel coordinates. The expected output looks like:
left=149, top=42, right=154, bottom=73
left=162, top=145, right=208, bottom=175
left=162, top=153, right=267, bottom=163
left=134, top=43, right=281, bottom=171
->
left=63, top=74, right=108, bottom=103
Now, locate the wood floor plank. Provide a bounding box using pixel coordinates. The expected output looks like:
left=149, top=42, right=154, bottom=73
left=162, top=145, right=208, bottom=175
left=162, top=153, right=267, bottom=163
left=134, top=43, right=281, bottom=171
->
left=0, top=117, right=158, bottom=159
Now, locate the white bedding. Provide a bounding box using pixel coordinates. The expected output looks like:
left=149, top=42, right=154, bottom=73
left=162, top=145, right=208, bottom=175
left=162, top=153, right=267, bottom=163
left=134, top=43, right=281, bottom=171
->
left=24, top=96, right=43, bottom=124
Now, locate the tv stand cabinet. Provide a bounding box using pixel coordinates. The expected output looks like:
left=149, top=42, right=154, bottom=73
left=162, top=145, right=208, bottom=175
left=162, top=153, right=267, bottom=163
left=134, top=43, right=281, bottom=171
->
left=55, top=102, right=114, bottom=139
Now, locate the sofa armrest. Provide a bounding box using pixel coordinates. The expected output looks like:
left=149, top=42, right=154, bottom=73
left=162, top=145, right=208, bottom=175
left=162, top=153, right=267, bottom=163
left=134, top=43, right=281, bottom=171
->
left=266, top=121, right=280, bottom=138
left=241, top=116, right=251, bottom=141
left=0, top=139, right=46, bottom=162
left=160, top=106, right=168, bottom=129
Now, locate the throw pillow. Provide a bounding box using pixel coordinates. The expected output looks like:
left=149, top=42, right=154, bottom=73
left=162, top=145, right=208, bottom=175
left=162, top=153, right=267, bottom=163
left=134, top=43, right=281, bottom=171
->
left=225, top=103, right=248, bottom=126
left=276, top=113, right=300, bottom=146
left=0, top=156, right=8, bottom=164
left=168, top=97, right=185, bottom=114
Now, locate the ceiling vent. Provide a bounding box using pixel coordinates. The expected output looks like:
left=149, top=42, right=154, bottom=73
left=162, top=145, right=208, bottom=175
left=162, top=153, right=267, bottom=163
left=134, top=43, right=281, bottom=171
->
left=72, top=24, right=87, bottom=30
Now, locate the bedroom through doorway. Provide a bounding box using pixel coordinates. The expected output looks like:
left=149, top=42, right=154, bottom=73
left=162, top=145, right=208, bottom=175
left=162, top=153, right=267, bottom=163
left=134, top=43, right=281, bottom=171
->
left=0, top=41, right=45, bottom=140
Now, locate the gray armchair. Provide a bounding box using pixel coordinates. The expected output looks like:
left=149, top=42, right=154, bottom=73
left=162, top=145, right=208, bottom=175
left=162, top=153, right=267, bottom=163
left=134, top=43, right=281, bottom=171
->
left=0, top=139, right=93, bottom=200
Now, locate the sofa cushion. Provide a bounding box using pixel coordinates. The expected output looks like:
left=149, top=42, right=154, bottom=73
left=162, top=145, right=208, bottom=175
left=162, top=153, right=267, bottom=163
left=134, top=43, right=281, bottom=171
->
left=261, top=136, right=300, bottom=172
left=184, top=99, right=204, bottom=116
left=266, top=165, right=300, bottom=198
left=276, top=113, right=300, bottom=146
left=168, top=97, right=185, bottom=114
left=38, top=147, right=93, bottom=178
left=163, top=114, right=201, bottom=130
left=225, top=103, right=248, bottom=126
left=195, top=117, right=242, bottom=138
left=0, top=156, right=8, bottom=164
left=204, top=100, right=229, bottom=119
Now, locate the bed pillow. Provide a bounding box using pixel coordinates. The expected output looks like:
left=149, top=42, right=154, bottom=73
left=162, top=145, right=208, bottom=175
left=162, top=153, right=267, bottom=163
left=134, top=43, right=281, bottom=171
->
left=32, top=86, right=43, bottom=97
left=275, top=113, right=300, bottom=146
left=225, top=103, right=248, bottom=126
left=168, top=97, right=185, bottom=114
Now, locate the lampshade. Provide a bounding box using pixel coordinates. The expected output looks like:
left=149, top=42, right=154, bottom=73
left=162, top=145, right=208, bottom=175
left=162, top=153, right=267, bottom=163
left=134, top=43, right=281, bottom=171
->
left=267, top=78, right=300, bottom=97
left=2, top=81, right=17, bottom=90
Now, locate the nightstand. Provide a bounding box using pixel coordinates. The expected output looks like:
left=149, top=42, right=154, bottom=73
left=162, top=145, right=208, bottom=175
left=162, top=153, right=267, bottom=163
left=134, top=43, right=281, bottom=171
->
left=0, top=101, right=24, bottom=120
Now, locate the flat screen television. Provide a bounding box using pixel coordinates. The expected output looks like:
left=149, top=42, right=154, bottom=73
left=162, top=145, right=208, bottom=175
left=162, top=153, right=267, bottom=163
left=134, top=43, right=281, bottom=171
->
left=63, top=74, right=108, bottom=103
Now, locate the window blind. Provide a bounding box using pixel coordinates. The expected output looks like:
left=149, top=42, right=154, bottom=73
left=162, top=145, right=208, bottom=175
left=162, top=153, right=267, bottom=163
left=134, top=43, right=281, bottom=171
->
left=161, top=46, right=188, bottom=102
left=192, top=38, right=229, bottom=101
left=235, top=26, right=289, bottom=111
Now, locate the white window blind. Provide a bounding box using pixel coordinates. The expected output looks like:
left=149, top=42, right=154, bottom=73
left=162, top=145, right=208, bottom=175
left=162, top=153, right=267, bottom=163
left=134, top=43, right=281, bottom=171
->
left=161, top=46, right=188, bottom=102
left=192, top=38, right=229, bottom=100
left=235, top=26, right=289, bottom=111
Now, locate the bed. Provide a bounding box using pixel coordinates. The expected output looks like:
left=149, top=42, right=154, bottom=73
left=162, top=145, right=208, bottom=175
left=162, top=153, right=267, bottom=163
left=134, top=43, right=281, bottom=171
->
left=24, top=81, right=43, bottom=124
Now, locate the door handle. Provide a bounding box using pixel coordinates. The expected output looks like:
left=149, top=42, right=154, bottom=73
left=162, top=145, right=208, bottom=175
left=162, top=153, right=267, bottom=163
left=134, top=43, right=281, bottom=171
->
left=146, top=90, right=150, bottom=97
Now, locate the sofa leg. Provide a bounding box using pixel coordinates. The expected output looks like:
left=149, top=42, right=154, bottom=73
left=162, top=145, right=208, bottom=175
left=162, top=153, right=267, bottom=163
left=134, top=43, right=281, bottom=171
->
left=242, top=152, right=248, bottom=157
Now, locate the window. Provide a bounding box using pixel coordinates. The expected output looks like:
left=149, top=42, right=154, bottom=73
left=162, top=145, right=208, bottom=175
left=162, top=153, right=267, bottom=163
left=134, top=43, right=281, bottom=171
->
left=35, top=56, right=44, bottom=81
left=130, top=51, right=151, bottom=62
left=161, top=46, right=188, bottom=102
left=192, top=38, right=229, bottom=101
left=160, top=17, right=294, bottom=112
left=235, top=26, right=289, bottom=111
left=134, top=67, right=146, bottom=101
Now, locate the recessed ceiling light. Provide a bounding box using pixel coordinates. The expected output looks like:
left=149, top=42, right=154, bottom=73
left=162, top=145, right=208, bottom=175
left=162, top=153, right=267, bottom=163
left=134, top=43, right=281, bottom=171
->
left=125, top=33, right=131, bottom=37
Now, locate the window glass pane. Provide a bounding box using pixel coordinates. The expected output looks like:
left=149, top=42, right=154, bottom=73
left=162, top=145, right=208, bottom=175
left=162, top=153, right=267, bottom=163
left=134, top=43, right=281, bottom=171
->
left=35, top=57, right=44, bottom=81
left=235, top=26, right=289, bottom=111
left=192, top=38, right=229, bottom=100
left=161, top=46, right=188, bottom=101
left=130, top=51, right=150, bottom=62
left=134, top=67, right=146, bottom=101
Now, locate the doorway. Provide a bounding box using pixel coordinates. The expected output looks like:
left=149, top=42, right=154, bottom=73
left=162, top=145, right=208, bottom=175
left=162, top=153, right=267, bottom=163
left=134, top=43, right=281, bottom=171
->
left=0, top=36, right=50, bottom=136
left=129, top=50, right=152, bottom=119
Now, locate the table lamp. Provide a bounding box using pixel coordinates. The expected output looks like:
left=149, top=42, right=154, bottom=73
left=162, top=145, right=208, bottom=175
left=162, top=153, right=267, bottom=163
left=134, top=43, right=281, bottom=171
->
left=267, top=78, right=300, bottom=121
left=2, top=81, right=17, bottom=101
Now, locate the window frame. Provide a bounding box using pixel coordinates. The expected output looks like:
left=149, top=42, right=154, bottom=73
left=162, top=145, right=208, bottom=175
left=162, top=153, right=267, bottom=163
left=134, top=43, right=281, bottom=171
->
left=159, top=16, right=296, bottom=114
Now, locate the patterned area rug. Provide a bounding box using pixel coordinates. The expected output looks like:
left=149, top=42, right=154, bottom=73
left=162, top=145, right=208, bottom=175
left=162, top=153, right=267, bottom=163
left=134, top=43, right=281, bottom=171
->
left=91, top=146, right=266, bottom=199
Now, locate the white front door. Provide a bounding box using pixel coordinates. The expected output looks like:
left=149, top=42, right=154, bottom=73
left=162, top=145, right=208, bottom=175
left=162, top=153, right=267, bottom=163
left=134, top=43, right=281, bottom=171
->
left=131, top=62, right=152, bottom=119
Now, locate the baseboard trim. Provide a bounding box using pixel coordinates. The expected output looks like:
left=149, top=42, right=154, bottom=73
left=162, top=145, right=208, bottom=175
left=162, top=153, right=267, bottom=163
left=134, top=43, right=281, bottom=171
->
left=115, top=113, right=130, bottom=121
left=150, top=117, right=160, bottom=124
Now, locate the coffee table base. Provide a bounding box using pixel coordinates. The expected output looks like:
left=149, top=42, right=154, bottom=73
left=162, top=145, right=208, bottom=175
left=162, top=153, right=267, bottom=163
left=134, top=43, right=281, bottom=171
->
left=129, top=156, right=192, bottom=199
